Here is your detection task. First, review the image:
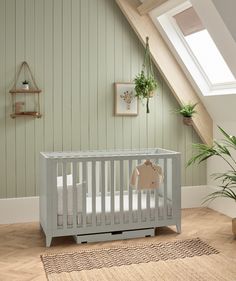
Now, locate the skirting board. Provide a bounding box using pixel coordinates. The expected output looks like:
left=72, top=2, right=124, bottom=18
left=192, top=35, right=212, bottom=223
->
left=0, top=186, right=235, bottom=224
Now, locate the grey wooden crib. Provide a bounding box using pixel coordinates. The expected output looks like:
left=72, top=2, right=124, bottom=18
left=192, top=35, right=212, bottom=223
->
left=39, top=148, right=181, bottom=247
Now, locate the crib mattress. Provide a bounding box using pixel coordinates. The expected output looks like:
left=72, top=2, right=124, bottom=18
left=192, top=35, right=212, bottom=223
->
left=56, top=175, right=172, bottom=226
left=57, top=193, right=172, bottom=226
left=57, top=187, right=171, bottom=214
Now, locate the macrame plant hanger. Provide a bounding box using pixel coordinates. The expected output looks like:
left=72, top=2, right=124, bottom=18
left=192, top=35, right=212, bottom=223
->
left=142, top=37, right=154, bottom=114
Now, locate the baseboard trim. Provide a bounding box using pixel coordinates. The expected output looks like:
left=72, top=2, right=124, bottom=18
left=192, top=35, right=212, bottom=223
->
left=0, top=186, right=235, bottom=224
left=0, top=197, right=39, bottom=224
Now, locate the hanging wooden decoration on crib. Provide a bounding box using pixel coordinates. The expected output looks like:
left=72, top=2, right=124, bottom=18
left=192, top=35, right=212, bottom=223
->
left=134, top=37, right=158, bottom=114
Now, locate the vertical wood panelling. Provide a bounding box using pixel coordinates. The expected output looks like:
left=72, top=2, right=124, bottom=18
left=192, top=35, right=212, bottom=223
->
left=53, top=0, right=63, bottom=151
left=71, top=0, right=81, bottom=150
left=5, top=0, right=16, bottom=198
left=35, top=0, right=44, bottom=195
left=122, top=19, right=132, bottom=149
left=0, top=0, right=206, bottom=198
left=114, top=7, right=123, bottom=149
left=106, top=0, right=115, bottom=150
left=44, top=0, right=53, bottom=151
left=138, top=43, right=147, bottom=148
left=0, top=0, right=6, bottom=198
left=25, top=0, right=35, bottom=196
left=89, top=0, right=98, bottom=150
left=131, top=36, right=140, bottom=149
left=98, top=0, right=107, bottom=150
left=15, top=0, right=26, bottom=197
left=62, top=0, right=72, bottom=151
left=80, top=0, right=89, bottom=150
left=154, top=70, right=163, bottom=148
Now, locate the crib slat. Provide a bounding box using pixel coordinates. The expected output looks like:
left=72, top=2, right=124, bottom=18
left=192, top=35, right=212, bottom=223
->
left=120, top=160, right=124, bottom=224
left=146, top=189, right=150, bottom=223
left=138, top=190, right=141, bottom=222
left=137, top=159, right=142, bottom=223
left=163, top=158, right=167, bottom=220
left=52, top=160, right=58, bottom=231
left=128, top=160, right=133, bottom=224
left=101, top=160, right=105, bottom=225
left=82, top=161, right=87, bottom=227
left=62, top=161, right=68, bottom=229
left=110, top=160, right=115, bottom=225
left=72, top=161, right=77, bottom=229
left=155, top=187, right=159, bottom=221
left=92, top=161, right=96, bottom=226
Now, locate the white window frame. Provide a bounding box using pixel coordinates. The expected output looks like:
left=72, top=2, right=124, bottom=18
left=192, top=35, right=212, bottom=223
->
left=152, top=1, right=236, bottom=96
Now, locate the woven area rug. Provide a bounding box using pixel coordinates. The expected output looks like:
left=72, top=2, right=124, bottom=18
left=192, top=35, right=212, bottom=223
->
left=41, top=238, right=236, bottom=281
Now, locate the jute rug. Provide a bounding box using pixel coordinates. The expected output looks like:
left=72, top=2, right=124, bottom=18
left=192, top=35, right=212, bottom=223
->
left=41, top=238, right=236, bottom=281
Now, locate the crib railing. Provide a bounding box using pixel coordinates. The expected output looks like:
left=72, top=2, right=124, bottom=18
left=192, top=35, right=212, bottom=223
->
left=40, top=149, right=181, bottom=246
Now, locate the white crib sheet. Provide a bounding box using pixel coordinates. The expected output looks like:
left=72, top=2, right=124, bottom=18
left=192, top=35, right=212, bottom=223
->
left=56, top=175, right=172, bottom=226
left=57, top=191, right=160, bottom=215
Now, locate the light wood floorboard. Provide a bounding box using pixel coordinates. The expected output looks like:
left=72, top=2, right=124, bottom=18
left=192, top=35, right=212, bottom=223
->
left=0, top=208, right=236, bottom=280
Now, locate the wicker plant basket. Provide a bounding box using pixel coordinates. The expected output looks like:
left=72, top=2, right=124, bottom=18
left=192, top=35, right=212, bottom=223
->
left=183, top=117, right=192, bottom=126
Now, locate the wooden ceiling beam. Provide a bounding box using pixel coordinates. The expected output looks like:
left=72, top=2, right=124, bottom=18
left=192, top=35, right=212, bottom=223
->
left=116, top=0, right=213, bottom=145
left=137, top=0, right=168, bottom=15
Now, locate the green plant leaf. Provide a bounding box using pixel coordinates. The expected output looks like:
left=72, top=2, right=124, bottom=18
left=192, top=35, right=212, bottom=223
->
left=188, top=126, right=236, bottom=204
left=175, top=102, right=198, bottom=117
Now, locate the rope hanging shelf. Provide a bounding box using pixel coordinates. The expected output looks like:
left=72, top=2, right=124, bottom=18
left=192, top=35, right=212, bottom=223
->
left=9, top=61, right=42, bottom=119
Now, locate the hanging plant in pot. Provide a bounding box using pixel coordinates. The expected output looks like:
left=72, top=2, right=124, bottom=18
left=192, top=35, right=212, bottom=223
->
left=175, top=102, right=198, bottom=126
left=134, top=37, right=158, bottom=114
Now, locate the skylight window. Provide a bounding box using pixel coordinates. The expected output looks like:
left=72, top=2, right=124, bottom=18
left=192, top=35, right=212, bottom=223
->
left=184, top=29, right=235, bottom=85
left=154, top=2, right=236, bottom=96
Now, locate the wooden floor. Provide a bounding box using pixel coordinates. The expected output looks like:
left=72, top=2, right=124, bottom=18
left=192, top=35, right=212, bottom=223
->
left=0, top=208, right=236, bottom=281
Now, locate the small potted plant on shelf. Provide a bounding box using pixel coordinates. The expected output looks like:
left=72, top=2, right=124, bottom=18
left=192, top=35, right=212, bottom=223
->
left=134, top=37, right=158, bottom=114
left=188, top=126, right=236, bottom=237
left=22, top=80, right=29, bottom=90
left=175, top=102, right=198, bottom=126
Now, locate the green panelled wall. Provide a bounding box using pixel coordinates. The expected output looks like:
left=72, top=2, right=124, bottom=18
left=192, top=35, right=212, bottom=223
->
left=0, top=0, right=206, bottom=198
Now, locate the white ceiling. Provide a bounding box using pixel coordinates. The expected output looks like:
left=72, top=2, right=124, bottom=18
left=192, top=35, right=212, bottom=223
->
left=212, top=0, right=236, bottom=43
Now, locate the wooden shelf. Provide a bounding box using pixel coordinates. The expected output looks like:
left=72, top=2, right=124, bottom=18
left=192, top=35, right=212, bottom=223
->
left=10, top=88, right=41, bottom=94
left=10, top=112, right=42, bottom=119
left=9, top=61, right=42, bottom=119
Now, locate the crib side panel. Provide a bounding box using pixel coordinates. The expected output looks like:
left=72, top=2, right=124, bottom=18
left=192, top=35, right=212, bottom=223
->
left=39, top=154, right=47, bottom=231
left=172, top=154, right=181, bottom=231
left=40, top=156, right=55, bottom=246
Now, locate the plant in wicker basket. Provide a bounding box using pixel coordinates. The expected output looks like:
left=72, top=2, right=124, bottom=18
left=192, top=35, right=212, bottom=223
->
left=188, top=126, right=236, bottom=236
left=134, top=37, right=158, bottom=114
left=175, top=102, right=198, bottom=126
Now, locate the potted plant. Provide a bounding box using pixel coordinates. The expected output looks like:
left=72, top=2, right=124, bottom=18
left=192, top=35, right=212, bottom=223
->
left=175, top=102, right=198, bottom=126
left=134, top=37, right=158, bottom=114
left=22, top=80, right=29, bottom=90
left=188, top=126, right=236, bottom=236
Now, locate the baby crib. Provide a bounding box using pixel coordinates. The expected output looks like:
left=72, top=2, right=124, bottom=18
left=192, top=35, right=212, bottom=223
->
left=39, top=148, right=181, bottom=247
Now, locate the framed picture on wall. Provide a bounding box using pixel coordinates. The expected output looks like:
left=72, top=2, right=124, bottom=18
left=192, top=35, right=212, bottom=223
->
left=114, top=83, right=139, bottom=116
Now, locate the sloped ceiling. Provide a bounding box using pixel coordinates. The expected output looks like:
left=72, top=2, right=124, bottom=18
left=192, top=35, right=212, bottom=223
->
left=116, top=0, right=213, bottom=145
left=212, top=0, right=236, bottom=43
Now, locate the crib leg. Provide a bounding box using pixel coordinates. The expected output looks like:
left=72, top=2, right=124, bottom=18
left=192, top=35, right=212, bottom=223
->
left=46, top=235, right=52, bottom=247
left=176, top=223, right=181, bottom=234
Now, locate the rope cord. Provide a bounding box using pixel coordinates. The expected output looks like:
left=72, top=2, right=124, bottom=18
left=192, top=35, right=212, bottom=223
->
left=12, top=61, right=40, bottom=90
left=142, top=37, right=154, bottom=78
